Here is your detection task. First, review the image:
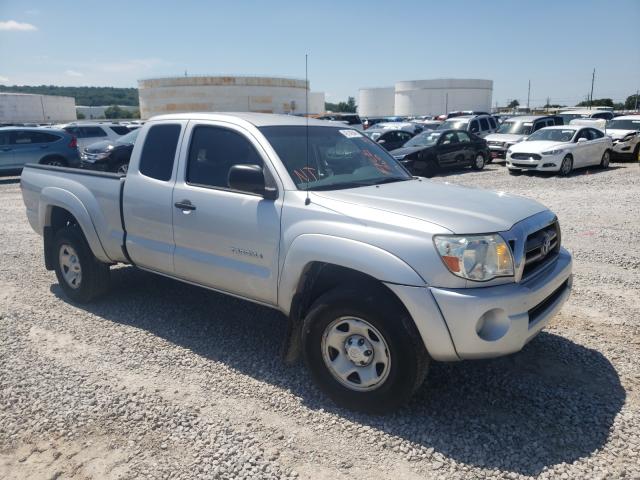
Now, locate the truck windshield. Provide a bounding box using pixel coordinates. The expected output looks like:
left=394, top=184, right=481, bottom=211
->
left=259, top=126, right=412, bottom=191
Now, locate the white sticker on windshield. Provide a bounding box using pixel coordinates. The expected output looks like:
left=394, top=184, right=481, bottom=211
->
left=339, top=129, right=362, bottom=138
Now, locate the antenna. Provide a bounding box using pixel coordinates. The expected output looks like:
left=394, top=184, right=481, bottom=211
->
left=304, top=53, right=310, bottom=206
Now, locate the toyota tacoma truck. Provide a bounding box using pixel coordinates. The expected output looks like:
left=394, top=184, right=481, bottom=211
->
left=21, top=113, right=573, bottom=412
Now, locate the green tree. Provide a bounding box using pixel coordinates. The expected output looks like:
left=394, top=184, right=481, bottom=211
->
left=576, top=98, right=613, bottom=108
left=76, top=112, right=86, bottom=120
left=104, top=105, right=136, bottom=119
left=507, top=99, right=520, bottom=109
left=324, top=96, right=357, bottom=113
left=625, top=94, right=639, bottom=110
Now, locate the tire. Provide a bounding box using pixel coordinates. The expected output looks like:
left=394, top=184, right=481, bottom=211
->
left=302, top=286, right=429, bottom=413
left=634, top=144, right=640, bottom=163
left=53, top=226, right=110, bottom=303
left=471, top=153, right=486, bottom=171
left=41, top=157, right=67, bottom=167
left=600, top=150, right=610, bottom=169
left=558, top=155, right=573, bottom=176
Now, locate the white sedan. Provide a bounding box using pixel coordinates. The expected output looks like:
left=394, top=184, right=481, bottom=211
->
left=506, top=125, right=612, bottom=176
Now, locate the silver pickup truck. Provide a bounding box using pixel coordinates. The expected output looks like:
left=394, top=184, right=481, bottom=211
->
left=21, top=113, right=573, bottom=412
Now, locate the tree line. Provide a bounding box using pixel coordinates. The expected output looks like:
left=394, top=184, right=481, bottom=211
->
left=0, top=85, right=139, bottom=106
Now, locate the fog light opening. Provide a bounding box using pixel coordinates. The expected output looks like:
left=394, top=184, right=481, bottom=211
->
left=476, top=308, right=510, bottom=342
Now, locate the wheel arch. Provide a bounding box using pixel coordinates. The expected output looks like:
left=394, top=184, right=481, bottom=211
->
left=39, top=154, right=67, bottom=166
left=40, top=188, right=111, bottom=269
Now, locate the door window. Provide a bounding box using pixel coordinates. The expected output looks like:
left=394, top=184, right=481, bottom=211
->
left=398, top=132, right=412, bottom=143
left=0, top=132, right=9, bottom=146
left=589, top=128, right=604, bottom=139
left=575, top=129, right=591, bottom=141
left=469, top=120, right=479, bottom=133
left=479, top=118, right=490, bottom=131
left=186, top=126, right=263, bottom=189
left=11, top=131, right=39, bottom=144
left=488, top=117, right=497, bottom=129
left=440, top=132, right=459, bottom=145
left=457, top=131, right=471, bottom=143
left=139, top=124, right=181, bottom=181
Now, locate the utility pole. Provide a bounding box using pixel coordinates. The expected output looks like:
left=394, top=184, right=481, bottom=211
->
left=589, top=68, right=595, bottom=108
left=546, top=96, right=550, bottom=113
left=445, top=92, right=448, bottom=114
left=527, top=80, right=531, bottom=112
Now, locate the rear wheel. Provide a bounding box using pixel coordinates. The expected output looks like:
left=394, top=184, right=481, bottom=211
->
left=635, top=144, right=640, bottom=163
left=600, top=150, right=610, bottom=169
left=302, top=286, right=429, bottom=413
left=471, top=153, right=486, bottom=170
left=559, top=155, right=573, bottom=176
left=53, top=226, right=110, bottom=303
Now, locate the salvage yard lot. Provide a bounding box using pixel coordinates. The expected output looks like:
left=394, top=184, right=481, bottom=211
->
left=1, top=163, right=639, bottom=479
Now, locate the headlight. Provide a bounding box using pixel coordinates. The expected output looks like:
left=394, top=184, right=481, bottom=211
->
left=622, top=134, right=636, bottom=142
left=507, top=149, right=513, bottom=155
left=434, top=234, right=514, bottom=281
left=541, top=149, right=564, bottom=155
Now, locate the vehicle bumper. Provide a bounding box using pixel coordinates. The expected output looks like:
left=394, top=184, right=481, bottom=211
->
left=506, top=154, right=563, bottom=171
left=488, top=146, right=507, bottom=161
left=430, top=248, right=572, bottom=359
left=611, top=141, right=636, bottom=157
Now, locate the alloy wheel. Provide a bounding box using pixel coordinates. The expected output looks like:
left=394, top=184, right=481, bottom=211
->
left=59, top=244, right=82, bottom=289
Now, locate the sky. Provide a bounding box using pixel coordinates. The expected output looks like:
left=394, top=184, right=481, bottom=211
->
left=1, top=0, right=639, bottom=107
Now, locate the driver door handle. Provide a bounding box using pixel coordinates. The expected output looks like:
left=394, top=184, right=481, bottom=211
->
left=174, top=200, right=196, bottom=212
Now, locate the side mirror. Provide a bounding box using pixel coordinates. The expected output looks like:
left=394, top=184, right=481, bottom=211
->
left=378, top=139, right=386, bottom=144
left=577, top=137, right=587, bottom=143
left=227, top=164, right=277, bottom=199
left=521, top=136, right=529, bottom=141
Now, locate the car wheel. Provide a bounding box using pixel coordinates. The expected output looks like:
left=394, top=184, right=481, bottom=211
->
left=559, top=155, right=573, bottom=176
left=633, top=144, right=640, bottom=163
left=600, top=150, right=610, bottom=169
left=302, top=286, right=429, bottom=413
left=53, top=226, right=110, bottom=303
left=115, top=162, right=129, bottom=175
left=472, top=153, right=486, bottom=170
left=42, top=157, right=67, bottom=167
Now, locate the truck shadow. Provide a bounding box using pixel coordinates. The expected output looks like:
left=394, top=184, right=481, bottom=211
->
left=58, top=265, right=625, bottom=477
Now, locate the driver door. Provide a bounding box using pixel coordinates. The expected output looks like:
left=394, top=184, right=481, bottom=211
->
left=171, top=121, right=283, bottom=305
left=436, top=132, right=460, bottom=167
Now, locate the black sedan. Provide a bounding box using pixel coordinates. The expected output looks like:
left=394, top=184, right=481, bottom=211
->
left=80, top=129, right=139, bottom=174
left=362, top=128, right=415, bottom=151
left=390, top=129, right=489, bottom=177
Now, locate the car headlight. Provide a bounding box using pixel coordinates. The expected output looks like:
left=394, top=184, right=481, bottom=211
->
left=622, top=133, right=636, bottom=142
left=541, top=149, right=564, bottom=155
left=434, top=234, right=514, bottom=281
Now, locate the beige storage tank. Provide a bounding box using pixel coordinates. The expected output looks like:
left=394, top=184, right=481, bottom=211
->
left=394, top=79, right=493, bottom=116
left=138, top=75, right=311, bottom=119
left=0, top=93, right=76, bottom=123
left=357, top=87, right=395, bottom=117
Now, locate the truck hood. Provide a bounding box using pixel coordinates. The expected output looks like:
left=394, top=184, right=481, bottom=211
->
left=510, top=140, right=569, bottom=153
left=312, top=179, right=546, bottom=234
left=485, top=133, right=526, bottom=144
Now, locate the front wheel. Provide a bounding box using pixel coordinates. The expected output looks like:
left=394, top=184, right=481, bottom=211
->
left=302, top=286, right=429, bottom=413
left=559, top=155, right=573, bottom=176
left=471, top=153, right=486, bottom=170
left=53, top=226, right=110, bottom=303
left=41, top=157, right=67, bottom=167
left=600, top=150, right=610, bottom=169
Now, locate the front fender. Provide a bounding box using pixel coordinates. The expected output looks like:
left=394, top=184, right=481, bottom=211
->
left=39, top=186, right=111, bottom=263
left=277, top=234, right=425, bottom=315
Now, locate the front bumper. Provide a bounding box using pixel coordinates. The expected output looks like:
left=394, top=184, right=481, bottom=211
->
left=506, top=153, right=563, bottom=172
left=611, top=140, right=637, bottom=157
left=386, top=248, right=572, bottom=361
left=488, top=146, right=507, bottom=161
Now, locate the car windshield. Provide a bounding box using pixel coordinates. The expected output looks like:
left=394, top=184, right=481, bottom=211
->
left=404, top=131, right=441, bottom=147
left=115, top=129, right=139, bottom=145
left=496, top=121, right=533, bottom=135
left=259, top=126, right=412, bottom=191
left=526, top=128, right=576, bottom=142
left=606, top=119, right=640, bottom=131
left=438, top=120, right=467, bottom=130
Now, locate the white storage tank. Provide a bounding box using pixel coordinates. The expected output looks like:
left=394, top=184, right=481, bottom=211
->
left=307, top=91, right=325, bottom=115
left=358, top=87, right=395, bottom=117
left=0, top=93, right=76, bottom=123
left=138, top=75, right=310, bottom=119
left=394, top=79, right=493, bottom=116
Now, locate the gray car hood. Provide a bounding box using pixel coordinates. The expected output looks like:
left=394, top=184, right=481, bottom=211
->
left=312, top=179, right=547, bottom=233
left=485, top=133, right=526, bottom=143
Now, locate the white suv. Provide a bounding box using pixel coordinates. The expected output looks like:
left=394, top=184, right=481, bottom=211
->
left=605, top=116, right=640, bottom=161
left=438, top=114, right=498, bottom=138
left=59, top=123, right=131, bottom=149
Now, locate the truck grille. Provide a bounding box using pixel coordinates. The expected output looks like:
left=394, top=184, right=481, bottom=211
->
left=522, top=221, right=560, bottom=279
left=511, top=153, right=541, bottom=160
left=488, top=140, right=504, bottom=146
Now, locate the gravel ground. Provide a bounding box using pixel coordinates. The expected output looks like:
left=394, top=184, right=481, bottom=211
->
left=1, top=162, right=639, bottom=480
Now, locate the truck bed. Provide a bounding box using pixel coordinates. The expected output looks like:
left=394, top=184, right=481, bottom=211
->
left=21, top=164, right=129, bottom=264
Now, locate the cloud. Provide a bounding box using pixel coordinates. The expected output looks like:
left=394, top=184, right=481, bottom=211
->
left=0, top=75, right=9, bottom=83
left=64, top=70, right=84, bottom=77
left=0, top=20, right=38, bottom=31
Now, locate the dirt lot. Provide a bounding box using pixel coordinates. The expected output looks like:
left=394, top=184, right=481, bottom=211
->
left=1, top=162, right=639, bottom=479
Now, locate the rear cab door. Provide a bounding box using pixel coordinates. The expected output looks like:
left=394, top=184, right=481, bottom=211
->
left=122, top=120, right=187, bottom=275
left=0, top=130, right=13, bottom=169
left=171, top=120, right=284, bottom=305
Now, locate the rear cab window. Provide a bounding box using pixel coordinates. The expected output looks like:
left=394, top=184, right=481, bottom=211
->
left=139, top=124, right=182, bottom=181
